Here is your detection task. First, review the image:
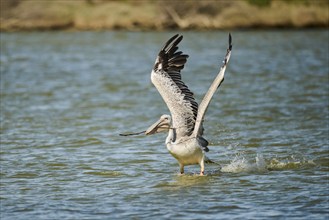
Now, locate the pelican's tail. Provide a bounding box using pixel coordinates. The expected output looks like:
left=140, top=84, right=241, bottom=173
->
left=205, top=156, right=221, bottom=167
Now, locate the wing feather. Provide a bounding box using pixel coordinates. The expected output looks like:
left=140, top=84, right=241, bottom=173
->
left=151, top=34, right=198, bottom=139
left=192, top=33, right=232, bottom=138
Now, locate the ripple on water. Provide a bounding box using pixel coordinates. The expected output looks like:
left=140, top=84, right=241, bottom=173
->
left=83, top=170, right=124, bottom=178
left=9, top=173, right=39, bottom=179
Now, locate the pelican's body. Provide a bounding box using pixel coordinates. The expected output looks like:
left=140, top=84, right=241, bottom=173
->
left=165, top=119, right=204, bottom=169
left=145, top=34, right=232, bottom=175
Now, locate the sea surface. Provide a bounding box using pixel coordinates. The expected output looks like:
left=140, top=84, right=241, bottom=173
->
left=1, top=30, right=328, bottom=219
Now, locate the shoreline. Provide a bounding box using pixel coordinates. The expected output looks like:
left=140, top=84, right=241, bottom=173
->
left=1, top=27, right=327, bottom=33
left=1, top=0, right=328, bottom=32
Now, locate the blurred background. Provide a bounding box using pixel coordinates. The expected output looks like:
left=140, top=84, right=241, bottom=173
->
left=1, top=0, right=328, bottom=31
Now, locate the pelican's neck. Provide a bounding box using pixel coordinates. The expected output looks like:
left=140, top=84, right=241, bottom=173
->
left=166, top=127, right=176, bottom=144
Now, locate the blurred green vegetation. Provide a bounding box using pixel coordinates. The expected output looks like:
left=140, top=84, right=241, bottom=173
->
left=248, top=0, right=271, bottom=7
left=1, top=0, right=328, bottom=31
left=247, top=0, right=327, bottom=7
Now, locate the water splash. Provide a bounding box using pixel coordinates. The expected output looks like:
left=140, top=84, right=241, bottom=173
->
left=221, top=154, right=267, bottom=173
left=267, top=156, right=316, bottom=171
left=221, top=154, right=315, bottom=173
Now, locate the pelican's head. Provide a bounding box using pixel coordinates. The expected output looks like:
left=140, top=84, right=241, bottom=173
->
left=145, top=114, right=171, bottom=135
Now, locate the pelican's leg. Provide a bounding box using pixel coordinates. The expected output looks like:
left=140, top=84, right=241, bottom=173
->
left=179, top=163, right=184, bottom=175
left=199, top=157, right=205, bottom=176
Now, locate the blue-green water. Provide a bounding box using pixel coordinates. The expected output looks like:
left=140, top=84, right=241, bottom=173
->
left=0, top=31, right=328, bottom=219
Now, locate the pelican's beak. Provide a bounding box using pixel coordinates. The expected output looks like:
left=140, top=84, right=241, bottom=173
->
left=145, top=118, right=170, bottom=135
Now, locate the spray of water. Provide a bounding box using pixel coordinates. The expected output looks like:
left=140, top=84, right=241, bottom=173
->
left=220, top=153, right=315, bottom=173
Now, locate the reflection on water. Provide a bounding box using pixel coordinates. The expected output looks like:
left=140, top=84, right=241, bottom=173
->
left=0, top=30, right=328, bottom=219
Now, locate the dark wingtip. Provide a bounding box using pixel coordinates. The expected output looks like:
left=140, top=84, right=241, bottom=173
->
left=161, top=34, right=182, bottom=52
left=228, top=33, right=232, bottom=51
left=170, top=34, right=181, bottom=44
left=222, top=33, right=232, bottom=66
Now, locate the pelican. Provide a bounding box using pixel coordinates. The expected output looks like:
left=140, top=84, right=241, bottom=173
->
left=144, top=34, right=232, bottom=175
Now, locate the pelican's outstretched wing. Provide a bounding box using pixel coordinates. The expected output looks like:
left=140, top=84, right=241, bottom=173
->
left=192, top=34, right=232, bottom=138
left=151, top=34, right=198, bottom=140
